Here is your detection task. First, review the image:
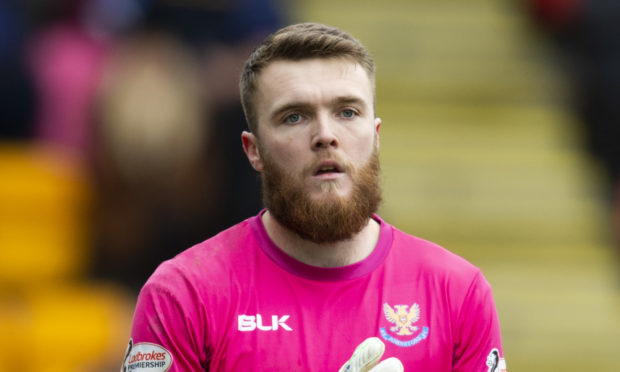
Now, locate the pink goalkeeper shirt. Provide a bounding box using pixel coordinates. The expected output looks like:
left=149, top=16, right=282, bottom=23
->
left=123, top=212, right=506, bottom=372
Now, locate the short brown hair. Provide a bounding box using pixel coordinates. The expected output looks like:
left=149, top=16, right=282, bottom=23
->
left=239, top=23, right=376, bottom=134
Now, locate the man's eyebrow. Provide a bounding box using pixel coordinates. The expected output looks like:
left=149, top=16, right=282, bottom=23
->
left=331, top=95, right=366, bottom=106
left=270, top=102, right=313, bottom=121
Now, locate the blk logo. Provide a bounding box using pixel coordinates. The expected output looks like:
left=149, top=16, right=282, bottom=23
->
left=238, top=314, right=293, bottom=332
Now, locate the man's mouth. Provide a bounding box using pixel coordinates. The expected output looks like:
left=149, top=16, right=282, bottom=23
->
left=313, top=162, right=344, bottom=176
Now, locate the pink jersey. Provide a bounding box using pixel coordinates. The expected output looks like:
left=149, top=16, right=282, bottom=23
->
left=123, top=212, right=506, bottom=372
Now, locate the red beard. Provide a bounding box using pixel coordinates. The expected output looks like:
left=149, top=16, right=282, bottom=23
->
left=260, top=148, right=382, bottom=244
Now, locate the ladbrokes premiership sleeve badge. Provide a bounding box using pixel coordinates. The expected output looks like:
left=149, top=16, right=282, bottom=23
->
left=121, top=339, right=173, bottom=372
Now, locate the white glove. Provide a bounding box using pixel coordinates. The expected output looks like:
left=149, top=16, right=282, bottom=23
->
left=338, top=337, right=404, bottom=372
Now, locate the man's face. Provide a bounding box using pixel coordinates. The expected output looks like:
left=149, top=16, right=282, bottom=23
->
left=243, top=57, right=382, bottom=243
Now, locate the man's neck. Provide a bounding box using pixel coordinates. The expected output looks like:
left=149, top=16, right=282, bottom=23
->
left=261, top=210, right=381, bottom=268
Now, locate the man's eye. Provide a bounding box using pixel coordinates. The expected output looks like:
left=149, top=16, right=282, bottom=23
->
left=285, top=113, right=302, bottom=124
left=341, top=109, right=357, bottom=119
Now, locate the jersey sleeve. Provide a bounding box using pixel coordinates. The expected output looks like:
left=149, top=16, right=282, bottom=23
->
left=452, top=271, right=507, bottom=372
left=121, top=263, right=208, bottom=372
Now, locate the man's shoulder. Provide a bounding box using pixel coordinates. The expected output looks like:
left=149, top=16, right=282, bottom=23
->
left=144, top=216, right=260, bottom=287
left=186, top=216, right=258, bottom=257
left=389, top=226, right=481, bottom=277
left=189, top=215, right=258, bottom=257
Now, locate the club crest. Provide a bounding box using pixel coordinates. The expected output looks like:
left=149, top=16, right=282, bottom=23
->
left=380, top=302, right=429, bottom=347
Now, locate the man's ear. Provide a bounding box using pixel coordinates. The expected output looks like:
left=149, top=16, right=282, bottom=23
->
left=241, top=131, right=263, bottom=171
left=374, top=117, right=382, bottom=150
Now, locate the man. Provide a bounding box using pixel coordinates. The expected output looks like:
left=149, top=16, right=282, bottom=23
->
left=122, top=23, right=507, bottom=372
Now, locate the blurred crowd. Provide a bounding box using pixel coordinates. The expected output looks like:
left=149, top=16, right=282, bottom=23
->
left=527, top=0, right=620, bottom=257
left=1, top=0, right=286, bottom=292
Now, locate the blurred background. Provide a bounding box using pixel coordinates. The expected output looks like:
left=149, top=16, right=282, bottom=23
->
left=0, top=0, right=619, bottom=370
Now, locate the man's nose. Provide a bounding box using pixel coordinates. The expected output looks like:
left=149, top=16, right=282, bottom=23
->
left=311, top=114, right=339, bottom=150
